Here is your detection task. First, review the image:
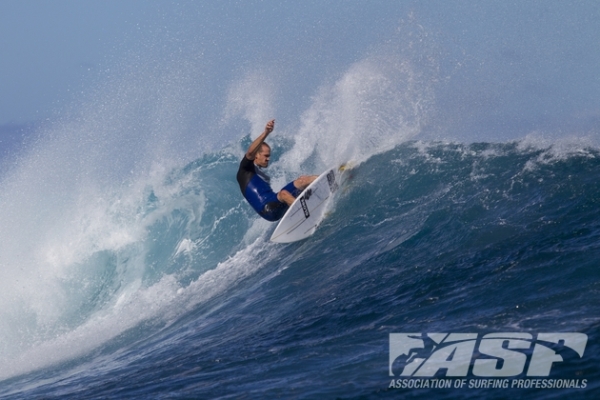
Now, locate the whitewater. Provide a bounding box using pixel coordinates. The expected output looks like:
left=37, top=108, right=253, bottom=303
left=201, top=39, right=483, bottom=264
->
left=1, top=4, right=600, bottom=399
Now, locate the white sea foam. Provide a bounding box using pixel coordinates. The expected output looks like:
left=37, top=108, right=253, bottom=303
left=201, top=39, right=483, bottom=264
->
left=0, top=237, right=275, bottom=379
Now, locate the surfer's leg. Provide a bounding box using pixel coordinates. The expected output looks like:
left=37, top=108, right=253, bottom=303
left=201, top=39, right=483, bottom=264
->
left=277, top=176, right=317, bottom=206
left=277, top=189, right=295, bottom=206
left=280, top=181, right=301, bottom=199
left=293, top=175, right=318, bottom=190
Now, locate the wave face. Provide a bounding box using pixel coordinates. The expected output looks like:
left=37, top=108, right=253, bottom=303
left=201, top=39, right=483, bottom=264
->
left=1, top=140, right=599, bottom=399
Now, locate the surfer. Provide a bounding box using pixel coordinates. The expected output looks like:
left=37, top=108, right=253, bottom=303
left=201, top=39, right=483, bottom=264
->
left=237, top=119, right=317, bottom=221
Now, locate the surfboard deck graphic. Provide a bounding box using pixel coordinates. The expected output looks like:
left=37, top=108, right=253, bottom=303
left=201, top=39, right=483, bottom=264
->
left=270, top=164, right=347, bottom=243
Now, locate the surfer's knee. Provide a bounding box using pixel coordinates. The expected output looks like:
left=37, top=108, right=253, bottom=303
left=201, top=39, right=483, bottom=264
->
left=277, top=189, right=295, bottom=206
left=294, top=175, right=317, bottom=190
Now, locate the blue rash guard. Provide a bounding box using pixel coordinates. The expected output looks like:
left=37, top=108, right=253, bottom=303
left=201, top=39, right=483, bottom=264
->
left=236, top=156, right=300, bottom=221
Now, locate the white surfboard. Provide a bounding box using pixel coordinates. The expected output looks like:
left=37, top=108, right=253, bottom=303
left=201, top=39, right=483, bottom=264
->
left=270, top=164, right=347, bottom=243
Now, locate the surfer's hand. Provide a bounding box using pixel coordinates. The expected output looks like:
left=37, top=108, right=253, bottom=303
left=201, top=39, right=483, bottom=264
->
left=265, top=119, right=275, bottom=134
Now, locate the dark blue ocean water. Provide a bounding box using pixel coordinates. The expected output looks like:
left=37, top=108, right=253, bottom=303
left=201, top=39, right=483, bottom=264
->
left=1, top=140, right=598, bottom=399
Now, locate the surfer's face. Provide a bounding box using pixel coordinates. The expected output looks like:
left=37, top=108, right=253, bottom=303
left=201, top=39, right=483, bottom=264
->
left=255, top=146, right=270, bottom=168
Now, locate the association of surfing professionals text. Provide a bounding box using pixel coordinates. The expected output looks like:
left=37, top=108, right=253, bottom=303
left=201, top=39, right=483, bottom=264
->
left=388, top=332, right=588, bottom=390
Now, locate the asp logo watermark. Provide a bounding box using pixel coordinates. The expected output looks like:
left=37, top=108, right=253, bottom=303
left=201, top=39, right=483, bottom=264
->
left=388, top=333, right=588, bottom=390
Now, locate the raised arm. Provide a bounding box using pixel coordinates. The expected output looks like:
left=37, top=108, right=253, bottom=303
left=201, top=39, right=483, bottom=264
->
left=246, top=119, right=275, bottom=160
